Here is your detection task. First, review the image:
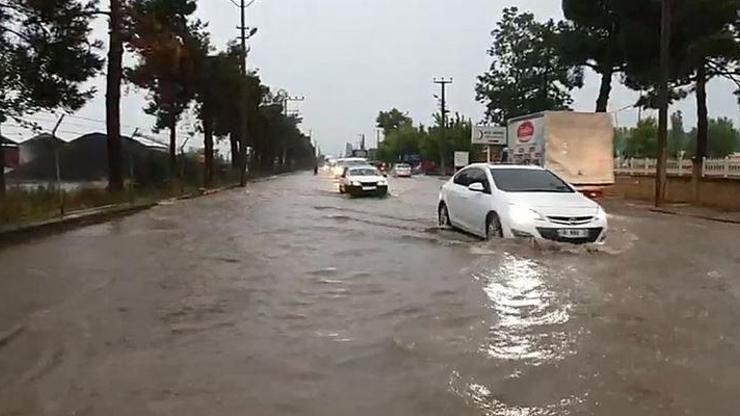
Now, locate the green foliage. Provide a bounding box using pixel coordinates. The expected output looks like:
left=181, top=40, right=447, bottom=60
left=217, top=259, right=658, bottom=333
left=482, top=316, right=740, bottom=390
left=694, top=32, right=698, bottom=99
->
left=668, top=111, right=688, bottom=158
left=560, top=0, right=625, bottom=111
left=377, top=124, right=422, bottom=163
left=687, top=118, right=740, bottom=158
left=127, top=0, right=210, bottom=134
left=0, top=0, right=103, bottom=121
left=621, top=0, right=740, bottom=102
left=623, top=118, right=658, bottom=158
left=620, top=115, right=740, bottom=159
left=375, top=111, right=471, bottom=166
left=476, top=7, right=583, bottom=124
left=376, top=108, right=412, bottom=137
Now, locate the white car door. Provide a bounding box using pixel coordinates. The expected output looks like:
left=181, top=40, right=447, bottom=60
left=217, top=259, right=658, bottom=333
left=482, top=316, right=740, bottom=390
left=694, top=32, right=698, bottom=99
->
left=446, top=169, right=471, bottom=228
left=461, top=168, right=493, bottom=236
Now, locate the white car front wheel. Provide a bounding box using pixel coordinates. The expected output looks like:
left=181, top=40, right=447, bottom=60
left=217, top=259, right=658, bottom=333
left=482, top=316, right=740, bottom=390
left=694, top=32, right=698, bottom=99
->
left=438, top=203, right=451, bottom=228
left=486, top=213, right=503, bottom=240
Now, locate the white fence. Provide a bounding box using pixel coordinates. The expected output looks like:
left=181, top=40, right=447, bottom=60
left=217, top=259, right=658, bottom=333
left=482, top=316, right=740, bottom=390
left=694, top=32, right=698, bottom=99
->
left=615, top=157, right=740, bottom=178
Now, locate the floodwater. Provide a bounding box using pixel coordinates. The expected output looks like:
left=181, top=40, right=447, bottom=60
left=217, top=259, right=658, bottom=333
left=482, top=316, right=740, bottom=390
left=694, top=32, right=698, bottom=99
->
left=1, top=172, right=739, bottom=415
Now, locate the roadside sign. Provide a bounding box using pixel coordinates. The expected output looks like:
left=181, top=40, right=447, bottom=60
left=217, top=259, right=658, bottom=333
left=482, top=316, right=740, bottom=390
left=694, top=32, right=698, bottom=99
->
left=454, top=151, right=469, bottom=168
left=471, top=126, right=507, bottom=145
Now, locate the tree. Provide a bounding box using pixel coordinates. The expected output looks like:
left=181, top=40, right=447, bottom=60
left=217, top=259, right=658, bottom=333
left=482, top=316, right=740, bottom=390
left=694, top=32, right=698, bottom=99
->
left=620, top=0, right=740, bottom=198
left=561, top=0, right=626, bottom=112
left=687, top=117, right=740, bottom=158
left=0, top=0, right=102, bottom=203
left=668, top=110, right=687, bottom=157
left=476, top=7, right=583, bottom=125
left=104, top=0, right=126, bottom=192
left=376, top=108, right=412, bottom=137
left=377, top=124, right=423, bottom=163
left=623, top=118, right=658, bottom=158
left=127, top=0, right=208, bottom=175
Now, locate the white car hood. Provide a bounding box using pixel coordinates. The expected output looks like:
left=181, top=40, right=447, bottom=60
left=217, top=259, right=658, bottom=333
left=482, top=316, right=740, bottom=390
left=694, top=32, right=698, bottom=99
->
left=505, top=192, right=599, bottom=215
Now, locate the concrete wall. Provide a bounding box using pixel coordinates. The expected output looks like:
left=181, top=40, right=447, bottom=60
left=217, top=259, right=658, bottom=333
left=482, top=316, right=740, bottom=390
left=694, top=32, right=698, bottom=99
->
left=609, top=175, right=740, bottom=210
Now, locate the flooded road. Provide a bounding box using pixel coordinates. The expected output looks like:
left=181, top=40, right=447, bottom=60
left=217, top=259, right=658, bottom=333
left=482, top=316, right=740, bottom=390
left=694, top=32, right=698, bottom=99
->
left=1, top=172, right=740, bottom=415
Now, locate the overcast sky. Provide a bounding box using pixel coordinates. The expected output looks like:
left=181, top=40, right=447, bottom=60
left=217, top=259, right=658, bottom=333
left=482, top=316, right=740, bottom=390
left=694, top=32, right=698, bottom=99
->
left=4, top=0, right=739, bottom=156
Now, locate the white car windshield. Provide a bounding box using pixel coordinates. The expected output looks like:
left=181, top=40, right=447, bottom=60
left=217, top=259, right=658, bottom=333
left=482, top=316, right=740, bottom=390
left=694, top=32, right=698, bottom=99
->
left=344, top=160, right=367, bottom=167
left=349, top=168, right=380, bottom=176
left=490, top=168, right=574, bottom=193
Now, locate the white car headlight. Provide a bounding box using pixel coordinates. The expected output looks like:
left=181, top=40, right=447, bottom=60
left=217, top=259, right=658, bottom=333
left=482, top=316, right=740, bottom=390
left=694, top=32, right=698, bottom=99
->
left=351, top=180, right=361, bottom=186
left=509, top=205, right=544, bottom=223
left=378, top=179, right=388, bottom=186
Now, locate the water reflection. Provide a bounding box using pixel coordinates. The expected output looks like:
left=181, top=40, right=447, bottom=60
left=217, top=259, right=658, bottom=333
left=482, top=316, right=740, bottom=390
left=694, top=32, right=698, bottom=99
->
left=474, top=254, right=574, bottom=365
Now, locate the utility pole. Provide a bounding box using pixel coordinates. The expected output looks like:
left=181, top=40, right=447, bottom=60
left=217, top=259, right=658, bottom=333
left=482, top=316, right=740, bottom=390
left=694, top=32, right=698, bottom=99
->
left=237, top=0, right=257, bottom=186
left=655, top=0, right=672, bottom=207
left=433, top=77, right=453, bottom=174
left=51, top=115, right=65, bottom=216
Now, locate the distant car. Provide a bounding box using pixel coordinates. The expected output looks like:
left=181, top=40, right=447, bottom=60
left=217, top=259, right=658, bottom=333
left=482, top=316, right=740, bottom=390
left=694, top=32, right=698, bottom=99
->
left=332, top=157, right=368, bottom=178
left=437, top=164, right=608, bottom=243
left=392, top=163, right=412, bottom=178
left=339, top=166, right=388, bottom=197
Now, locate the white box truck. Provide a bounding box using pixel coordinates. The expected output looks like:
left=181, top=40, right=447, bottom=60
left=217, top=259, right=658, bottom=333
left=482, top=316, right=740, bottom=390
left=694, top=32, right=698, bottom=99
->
left=507, top=111, right=615, bottom=194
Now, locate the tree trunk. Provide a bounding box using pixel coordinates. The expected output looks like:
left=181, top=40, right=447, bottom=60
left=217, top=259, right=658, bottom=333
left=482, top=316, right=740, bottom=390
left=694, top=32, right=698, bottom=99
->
left=0, top=121, right=5, bottom=216
left=169, top=116, right=177, bottom=176
left=106, top=0, right=124, bottom=192
left=595, top=68, right=613, bottom=113
left=693, top=60, right=708, bottom=203
left=229, top=132, right=239, bottom=170
left=655, top=0, right=671, bottom=207
left=203, top=108, right=214, bottom=187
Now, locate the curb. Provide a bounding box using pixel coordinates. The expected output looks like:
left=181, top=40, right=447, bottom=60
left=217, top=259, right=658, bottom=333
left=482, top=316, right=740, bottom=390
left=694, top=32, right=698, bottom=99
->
left=0, top=202, right=157, bottom=245
left=648, top=208, right=740, bottom=225
left=0, top=183, right=242, bottom=245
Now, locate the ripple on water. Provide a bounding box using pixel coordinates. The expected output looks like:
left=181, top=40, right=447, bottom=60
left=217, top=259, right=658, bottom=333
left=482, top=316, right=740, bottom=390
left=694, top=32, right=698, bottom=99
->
left=449, top=370, right=586, bottom=416
left=474, top=255, right=576, bottom=366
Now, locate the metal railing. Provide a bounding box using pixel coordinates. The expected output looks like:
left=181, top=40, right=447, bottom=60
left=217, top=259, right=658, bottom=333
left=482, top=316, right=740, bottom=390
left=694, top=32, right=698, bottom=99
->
left=615, top=157, right=740, bottom=178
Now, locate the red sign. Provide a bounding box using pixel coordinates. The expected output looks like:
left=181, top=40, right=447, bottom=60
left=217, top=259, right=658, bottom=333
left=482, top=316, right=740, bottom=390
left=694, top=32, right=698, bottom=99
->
left=517, top=121, right=535, bottom=143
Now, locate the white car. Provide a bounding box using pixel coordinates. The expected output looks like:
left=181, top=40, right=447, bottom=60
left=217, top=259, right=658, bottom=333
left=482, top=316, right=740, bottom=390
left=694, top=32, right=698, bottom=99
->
left=437, top=164, right=608, bottom=244
left=392, top=163, right=412, bottom=178
left=332, top=157, right=368, bottom=178
left=339, top=165, right=388, bottom=197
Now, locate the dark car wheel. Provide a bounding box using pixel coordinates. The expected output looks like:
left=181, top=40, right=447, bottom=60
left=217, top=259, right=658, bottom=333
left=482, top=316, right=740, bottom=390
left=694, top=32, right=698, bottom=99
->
left=438, top=203, right=451, bottom=228
left=486, top=213, right=503, bottom=240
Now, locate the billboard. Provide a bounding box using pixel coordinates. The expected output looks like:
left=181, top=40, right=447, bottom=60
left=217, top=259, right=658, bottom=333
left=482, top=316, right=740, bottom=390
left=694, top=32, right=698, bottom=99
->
left=454, top=151, right=469, bottom=168
left=507, top=114, right=545, bottom=166
left=471, top=126, right=507, bottom=145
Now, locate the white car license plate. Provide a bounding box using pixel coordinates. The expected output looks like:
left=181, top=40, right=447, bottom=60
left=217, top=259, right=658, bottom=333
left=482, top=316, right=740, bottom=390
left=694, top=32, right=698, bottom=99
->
left=557, top=229, right=589, bottom=238
left=362, top=186, right=377, bottom=191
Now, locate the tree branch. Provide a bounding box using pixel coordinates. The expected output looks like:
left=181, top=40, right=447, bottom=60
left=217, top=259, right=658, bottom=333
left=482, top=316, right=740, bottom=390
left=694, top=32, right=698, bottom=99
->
left=0, top=26, right=31, bottom=43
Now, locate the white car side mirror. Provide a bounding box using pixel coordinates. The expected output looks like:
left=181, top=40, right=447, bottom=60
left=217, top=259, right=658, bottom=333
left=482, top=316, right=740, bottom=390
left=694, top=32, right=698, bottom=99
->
left=468, top=182, right=485, bottom=193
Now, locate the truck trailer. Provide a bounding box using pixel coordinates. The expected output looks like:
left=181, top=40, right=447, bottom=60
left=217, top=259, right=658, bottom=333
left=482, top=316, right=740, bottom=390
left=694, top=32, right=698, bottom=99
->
left=507, top=111, right=615, bottom=196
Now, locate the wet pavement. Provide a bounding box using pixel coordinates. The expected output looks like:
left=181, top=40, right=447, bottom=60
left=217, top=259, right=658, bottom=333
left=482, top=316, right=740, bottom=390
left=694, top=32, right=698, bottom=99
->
left=1, top=172, right=740, bottom=415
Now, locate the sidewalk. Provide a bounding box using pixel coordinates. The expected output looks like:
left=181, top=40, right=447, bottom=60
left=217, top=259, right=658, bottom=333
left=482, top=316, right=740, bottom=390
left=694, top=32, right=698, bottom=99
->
left=617, top=200, right=740, bottom=225
left=0, top=184, right=240, bottom=243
